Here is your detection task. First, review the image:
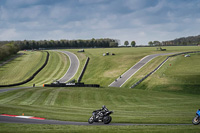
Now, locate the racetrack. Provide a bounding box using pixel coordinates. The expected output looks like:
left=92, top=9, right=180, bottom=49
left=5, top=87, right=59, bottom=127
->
left=0, top=51, right=196, bottom=126
left=55, top=50, right=80, bottom=83
left=0, top=115, right=192, bottom=126
left=109, top=52, right=177, bottom=87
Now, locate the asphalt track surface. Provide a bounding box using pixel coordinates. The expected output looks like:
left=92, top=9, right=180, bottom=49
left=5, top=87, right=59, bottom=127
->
left=0, top=87, right=33, bottom=93
left=0, top=87, right=193, bottom=126
left=0, top=52, right=193, bottom=126
left=0, top=115, right=193, bottom=126
left=109, top=52, right=177, bottom=87
left=56, top=50, right=80, bottom=83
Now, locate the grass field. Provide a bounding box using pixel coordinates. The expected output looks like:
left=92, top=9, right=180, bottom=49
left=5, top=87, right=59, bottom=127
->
left=67, top=46, right=200, bottom=87
left=61, top=49, right=87, bottom=82
left=0, top=51, right=46, bottom=85
left=0, top=87, right=199, bottom=123
left=0, top=46, right=200, bottom=132
left=0, top=123, right=200, bottom=133
left=0, top=86, right=200, bottom=132
left=22, top=51, right=70, bottom=86
left=0, top=50, right=70, bottom=87
left=135, top=52, right=200, bottom=94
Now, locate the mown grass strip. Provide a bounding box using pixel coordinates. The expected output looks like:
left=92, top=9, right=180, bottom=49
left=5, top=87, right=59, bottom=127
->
left=22, top=51, right=69, bottom=86
left=44, top=88, right=62, bottom=105
left=2, top=52, right=48, bottom=87
left=19, top=89, right=46, bottom=105
left=0, top=89, right=34, bottom=104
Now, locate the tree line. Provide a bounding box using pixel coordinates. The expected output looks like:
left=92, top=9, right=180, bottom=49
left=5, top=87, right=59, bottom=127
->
left=148, top=35, right=200, bottom=46
left=0, top=43, right=19, bottom=61
left=1, top=38, right=118, bottom=50
left=0, top=38, right=119, bottom=61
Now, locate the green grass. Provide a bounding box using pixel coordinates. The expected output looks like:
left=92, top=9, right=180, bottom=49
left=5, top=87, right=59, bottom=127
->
left=67, top=46, right=200, bottom=87
left=0, top=50, right=70, bottom=87
left=135, top=53, right=200, bottom=94
left=0, top=87, right=200, bottom=132
left=21, top=51, right=70, bottom=86
left=61, top=49, right=87, bottom=82
left=1, top=46, right=200, bottom=132
left=123, top=55, right=169, bottom=88
left=0, top=123, right=200, bottom=133
left=0, top=87, right=199, bottom=124
left=0, top=51, right=46, bottom=85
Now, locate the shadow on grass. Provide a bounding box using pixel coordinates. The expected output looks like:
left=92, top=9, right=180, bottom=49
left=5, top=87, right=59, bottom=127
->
left=135, top=82, right=200, bottom=95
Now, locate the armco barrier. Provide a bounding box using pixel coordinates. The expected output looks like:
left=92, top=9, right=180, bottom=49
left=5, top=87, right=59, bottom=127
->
left=130, top=51, right=200, bottom=88
left=77, top=57, right=90, bottom=83
left=0, top=51, right=49, bottom=87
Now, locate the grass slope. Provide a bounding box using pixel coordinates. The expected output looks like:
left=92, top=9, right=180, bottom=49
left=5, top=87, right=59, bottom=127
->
left=0, top=51, right=46, bottom=85
left=0, top=87, right=200, bottom=132
left=0, top=87, right=199, bottom=124
left=62, top=49, right=87, bottom=82
left=0, top=50, right=70, bottom=87
left=0, top=124, right=200, bottom=133
left=68, top=46, right=200, bottom=86
left=135, top=53, right=200, bottom=94
left=22, top=51, right=70, bottom=86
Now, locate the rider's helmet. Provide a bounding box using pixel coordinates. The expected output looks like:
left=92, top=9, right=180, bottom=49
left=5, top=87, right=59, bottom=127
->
left=102, top=105, right=106, bottom=109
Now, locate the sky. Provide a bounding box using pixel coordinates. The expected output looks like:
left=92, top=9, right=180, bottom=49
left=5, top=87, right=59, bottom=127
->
left=0, top=0, right=200, bottom=45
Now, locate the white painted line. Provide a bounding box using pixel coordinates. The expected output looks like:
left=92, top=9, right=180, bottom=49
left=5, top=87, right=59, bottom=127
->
left=57, top=51, right=72, bottom=82
left=120, top=56, right=156, bottom=87
left=151, top=58, right=169, bottom=75
left=57, top=50, right=80, bottom=83
left=108, top=55, right=150, bottom=87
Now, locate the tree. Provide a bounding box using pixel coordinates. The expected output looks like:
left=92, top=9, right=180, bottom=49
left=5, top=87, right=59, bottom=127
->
left=148, top=41, right=153, bottom=46
left=131, top=41, right=136, bottom=47
left=153, top=41, right=161, bottom=46
left=124, top=41, right=129, bottom=47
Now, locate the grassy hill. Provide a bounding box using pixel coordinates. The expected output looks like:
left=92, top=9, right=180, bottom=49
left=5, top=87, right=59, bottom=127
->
left=0, top=51, right=46, bottom=85
left=22, top=51, right=70, bottom=86
left=67, top=46, right=200, bottom=87
left=0, top=50, right=70, bottom=87
left=134, top=52, right=200, bottom=94
left=0, top=86, right=200, bottom=132
left=0, top=46, right=200, bottom=132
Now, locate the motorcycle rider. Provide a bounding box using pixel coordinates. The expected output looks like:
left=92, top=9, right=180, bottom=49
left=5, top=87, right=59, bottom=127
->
left=95, top=105, right=109, bottom=119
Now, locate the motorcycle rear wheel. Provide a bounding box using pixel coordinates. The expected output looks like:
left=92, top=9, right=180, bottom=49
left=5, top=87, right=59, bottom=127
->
left=192, top=115, right=200, bottom=125
left=103, top=116, right=112, bottom=124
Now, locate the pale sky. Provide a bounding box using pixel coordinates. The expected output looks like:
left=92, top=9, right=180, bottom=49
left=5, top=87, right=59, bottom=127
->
left=0, top=0, right=200, bottom=45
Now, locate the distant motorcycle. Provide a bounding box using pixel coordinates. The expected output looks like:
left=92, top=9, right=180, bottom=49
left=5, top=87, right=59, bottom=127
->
left=192, top=109, right=200, bottom=125
left=88, top=107, right=113, bottom=124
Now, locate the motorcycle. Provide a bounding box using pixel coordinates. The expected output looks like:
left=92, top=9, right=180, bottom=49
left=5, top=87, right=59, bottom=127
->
left=192, top=109, right=200, bottom=125
left=88, top=110, right=113, bottom=124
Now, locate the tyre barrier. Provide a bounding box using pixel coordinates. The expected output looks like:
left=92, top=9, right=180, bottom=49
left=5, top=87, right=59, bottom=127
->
left=0, top=51, right=50, bottom=87
left=130, top=51, right=200, bottom=88
left=43, top=82, right=100, bottom=88
left=77, top=57, right=90, bottom=83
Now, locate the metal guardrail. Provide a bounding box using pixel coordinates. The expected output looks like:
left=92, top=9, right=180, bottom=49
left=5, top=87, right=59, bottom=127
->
left=130, top=51, right=200, bottom=88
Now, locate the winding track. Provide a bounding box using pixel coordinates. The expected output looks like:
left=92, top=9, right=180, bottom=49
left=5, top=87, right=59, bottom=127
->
left=56, top=50, right=80, bottom=83
left=0, top=51, right=193, bottom=126
left=109, top=52, right=177, bottom=87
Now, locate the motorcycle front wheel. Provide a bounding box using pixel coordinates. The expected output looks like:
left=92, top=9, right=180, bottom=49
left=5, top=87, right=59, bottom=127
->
left=88, top=116, right=94, bottom=124
left=192, top=115, right=200, bottom=125
left=103, top=116, right=112, bottom=124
